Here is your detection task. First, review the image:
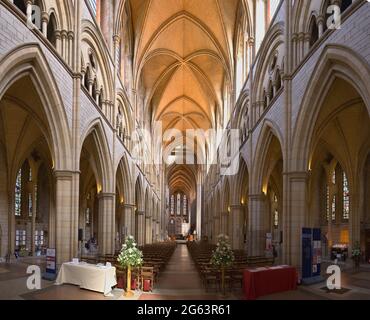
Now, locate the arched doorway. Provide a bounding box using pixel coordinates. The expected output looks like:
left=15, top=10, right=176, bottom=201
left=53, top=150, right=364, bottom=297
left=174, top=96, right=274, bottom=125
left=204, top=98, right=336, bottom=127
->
left=307, top=78, right=370, bottom=262
left=0, top=76, right=56, bottom=259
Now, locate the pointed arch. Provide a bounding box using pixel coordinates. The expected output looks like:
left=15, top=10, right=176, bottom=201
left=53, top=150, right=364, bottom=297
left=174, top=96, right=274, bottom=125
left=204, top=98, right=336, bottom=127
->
left=252, top=120, right=284, bottom=193
left=0, top=44, right=71, bottom=170
left=292, top=45, right=370, bottom=172
left=80, top=119, right=113, bottom=193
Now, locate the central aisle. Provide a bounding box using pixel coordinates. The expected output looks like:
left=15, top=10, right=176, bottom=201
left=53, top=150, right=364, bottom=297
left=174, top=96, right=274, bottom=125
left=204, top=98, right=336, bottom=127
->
left=139, top=244, right=219, bottom=300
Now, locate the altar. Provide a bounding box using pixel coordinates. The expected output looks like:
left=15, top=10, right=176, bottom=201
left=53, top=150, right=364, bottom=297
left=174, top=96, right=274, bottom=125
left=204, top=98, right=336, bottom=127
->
left=55, top=262, right=117, bottom=296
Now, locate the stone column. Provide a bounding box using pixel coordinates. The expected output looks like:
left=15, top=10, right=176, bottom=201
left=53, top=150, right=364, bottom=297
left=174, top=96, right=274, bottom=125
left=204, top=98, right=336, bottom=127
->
left=41, top=12, right=49, bottom=37
left=123, top=204, right=135, bottom=238
left=117, top=203, right=125, bottom=246
left=68, top=31, right=74, bottom=67
left=146, top=216, right=152, bottom=244
left=100, top=0, right=114, bottom=53
left=248, top=37, right=255, bottom=68
left=88, top=79, right=93, bottom=96
left=30, top=177, right=38, bottom=255
left=230, top=205, right=244, bottom=250
left=298, top=33, right=304, bottom=62
left=55, top=30, right=61, bottom=54
left=317, top=15, right=324, bottom=38
left=248, top=194, right=267, bottom=256
left=221, top=212, right=228, bottom=235
left=136, top=211, right=145, bottom=246
left=97, top=193, right=115, bottom=255
left=349, top=184, right=361, bottom=258
left=283, top=172, right=308, bottom=276
left=213, top=216, right=220, bottom=243
left=61, top=30, right=68, bottom=61
left=304, top=34, right=311, bottom=56
left=292, top=33, right=297, bottom=68
left=54, top=170, right=78, bottom=266
left=25, top=0, right=32, bottom=24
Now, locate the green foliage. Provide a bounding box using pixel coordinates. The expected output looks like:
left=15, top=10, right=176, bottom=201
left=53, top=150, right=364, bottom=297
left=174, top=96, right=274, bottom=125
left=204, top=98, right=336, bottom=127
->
left=352, top=241, right=361, bottom=258
left=117, top=236, right=143, bottom=268
left=211, top=234, right=235, bottom=268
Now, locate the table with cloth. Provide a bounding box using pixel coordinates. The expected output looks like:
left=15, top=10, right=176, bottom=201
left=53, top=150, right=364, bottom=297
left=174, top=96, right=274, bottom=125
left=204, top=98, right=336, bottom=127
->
left=243, top=265, right=297, bottom=300
left=55, top=262, right=117, bottom=296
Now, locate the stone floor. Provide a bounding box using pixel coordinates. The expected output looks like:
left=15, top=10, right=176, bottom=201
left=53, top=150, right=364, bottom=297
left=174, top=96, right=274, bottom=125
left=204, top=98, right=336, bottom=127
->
left=1, top=246, right=370, bottom=300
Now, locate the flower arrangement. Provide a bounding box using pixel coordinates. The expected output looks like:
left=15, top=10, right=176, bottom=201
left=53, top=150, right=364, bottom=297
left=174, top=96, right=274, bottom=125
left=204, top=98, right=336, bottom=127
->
left=117, top=235, right=143, bottom=268
left=211, top=234, right=234, bottom=296
left=117, top=236, right=143, bottom=297
left=211, top=234, right=235, bottom=268
left=351, top=241, right=361, bottom=268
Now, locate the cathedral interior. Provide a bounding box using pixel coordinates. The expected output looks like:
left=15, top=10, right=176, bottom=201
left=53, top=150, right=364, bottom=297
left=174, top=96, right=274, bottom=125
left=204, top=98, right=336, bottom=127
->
left=0, top=0, right=370, bottom=301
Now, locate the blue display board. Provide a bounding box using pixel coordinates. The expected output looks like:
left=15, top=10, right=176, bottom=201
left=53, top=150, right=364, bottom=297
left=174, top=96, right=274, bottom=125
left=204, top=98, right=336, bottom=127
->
left=302, top=228, right=322, bottom=281
left=302, top=228, right=313, bottom=279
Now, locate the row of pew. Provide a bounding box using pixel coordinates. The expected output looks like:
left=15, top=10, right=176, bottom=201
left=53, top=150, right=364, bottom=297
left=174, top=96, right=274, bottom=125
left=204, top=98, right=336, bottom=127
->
left=188, top=242, right=274, bottom=292
left=81, top=242, right=176, bottom=291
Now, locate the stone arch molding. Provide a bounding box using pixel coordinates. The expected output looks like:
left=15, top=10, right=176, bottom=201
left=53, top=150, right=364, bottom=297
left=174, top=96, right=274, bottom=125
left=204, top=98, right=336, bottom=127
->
left=115, top=152, right=134, bottom=205
left=80, top=118, right=114, bottom=193
left=0, top=43, right=72, bottom=170
left=251, top=119, right=284, bottom=194
left=292, top=44, right=370, bottom=173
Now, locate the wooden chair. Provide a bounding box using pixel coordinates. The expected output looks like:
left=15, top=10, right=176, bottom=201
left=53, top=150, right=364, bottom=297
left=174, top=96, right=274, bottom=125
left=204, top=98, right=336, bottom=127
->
left=140, top=266, right=155, bottom=291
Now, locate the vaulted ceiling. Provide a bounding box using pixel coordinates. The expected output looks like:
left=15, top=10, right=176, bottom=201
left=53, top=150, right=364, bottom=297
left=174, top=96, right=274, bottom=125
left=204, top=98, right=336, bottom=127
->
left=130, top=0, right=239, bottom=133
left=128, top=0, right=241, bottom=195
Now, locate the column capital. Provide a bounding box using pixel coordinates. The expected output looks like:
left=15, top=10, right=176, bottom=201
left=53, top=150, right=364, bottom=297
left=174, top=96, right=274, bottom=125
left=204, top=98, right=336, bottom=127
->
left=113, top=34, right=121, bottom=44
left=230, top=204, right=243, bottom=209
left=249, top=193, right=266, bottom=201
left=61, top=29, right=68, bottom=38
left=123, top=204, right=136, bottom=209
left=53, top=170, right=80, bottom=179
left=55, top=30, right=62, bottom=39
left=97, top=192, right=115, bottom=199
left=41, top=11, right=49, bottom=23
left=136, top=211, right=145, bottom=216
left=283, top=171, right=310, bottom=181
left=317, top=15, right=325, bottom=25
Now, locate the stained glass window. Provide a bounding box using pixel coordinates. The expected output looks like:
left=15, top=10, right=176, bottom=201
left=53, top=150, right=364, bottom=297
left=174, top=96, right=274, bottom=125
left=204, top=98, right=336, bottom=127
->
left=332, top=168, right=336, bottom=185
left=177, top=194, right=181, bottom=216
left=29, top=168, right=32, bottom=182
left=34, top=184, right=37, bottom=217
left=16, top=230, right=26, bottom=247
left=28, top=193, right=33, bottom=217
left=35, top=230, right=44, bottom=246
left=274, top=209, right=279, bottom=228
left=86, top=207, right=90, bottom=224
left=343, top=172, right=349, bottom=220
left=170, top=195, right=174, bottom=215
left=183, top=195, right=187, bottom=216
left=326, top=185, right=330, bottom=221
left=331, top=195, right=336, bottom=221
left=15, top=169, right=22, bottom=216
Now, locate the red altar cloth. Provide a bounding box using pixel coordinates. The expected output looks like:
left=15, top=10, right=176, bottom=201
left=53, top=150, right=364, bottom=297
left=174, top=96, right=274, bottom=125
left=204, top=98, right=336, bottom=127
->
left=243, top=266, right=297, bottom=300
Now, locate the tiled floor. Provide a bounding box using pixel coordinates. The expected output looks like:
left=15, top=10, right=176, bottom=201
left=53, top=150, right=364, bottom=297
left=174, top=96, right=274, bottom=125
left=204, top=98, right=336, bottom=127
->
left=1, top=247, right=370, bottom=300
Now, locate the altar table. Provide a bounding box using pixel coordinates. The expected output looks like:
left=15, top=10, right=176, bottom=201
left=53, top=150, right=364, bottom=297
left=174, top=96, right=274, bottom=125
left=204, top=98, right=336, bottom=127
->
left=243, top=265, right=297, bottom=300
left=56, top=262, right=117, bottom=296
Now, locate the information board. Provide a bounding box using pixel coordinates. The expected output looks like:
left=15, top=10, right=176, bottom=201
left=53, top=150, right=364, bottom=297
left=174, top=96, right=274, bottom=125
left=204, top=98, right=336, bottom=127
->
left=46, top=248, right=56, bottom=274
